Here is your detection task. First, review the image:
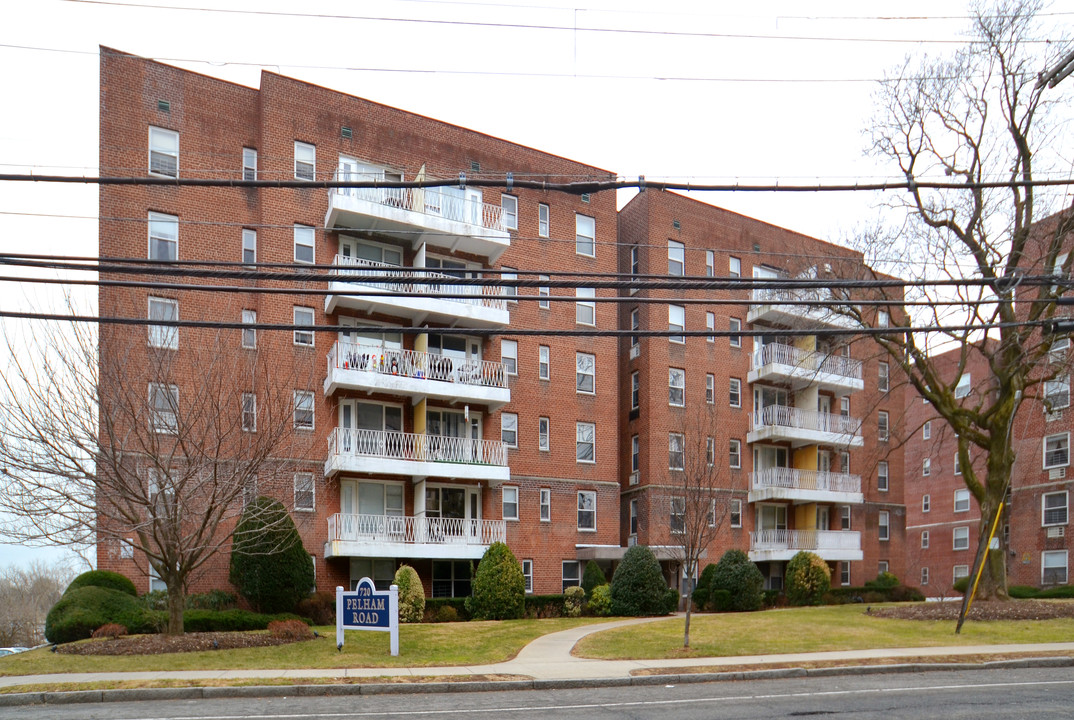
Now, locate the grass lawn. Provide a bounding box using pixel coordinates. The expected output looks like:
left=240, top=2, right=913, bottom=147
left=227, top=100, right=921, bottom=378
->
left=574, top=604, right=1074, bottom=660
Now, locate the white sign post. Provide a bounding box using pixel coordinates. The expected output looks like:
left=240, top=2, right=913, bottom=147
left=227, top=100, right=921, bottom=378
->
left=335, top=578, right=399, bottom=656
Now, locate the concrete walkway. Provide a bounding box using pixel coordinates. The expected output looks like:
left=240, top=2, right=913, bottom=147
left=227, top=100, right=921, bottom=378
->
left=2, top=614, right=1074, bottom=691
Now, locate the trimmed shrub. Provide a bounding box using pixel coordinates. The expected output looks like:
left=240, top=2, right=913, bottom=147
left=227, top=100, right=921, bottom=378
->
left=1008, top=585, right=1040, bottom=599
left=394, top=565, right=426, bottom=623
left=46, top=586, right=160, bottom=644
left=524, top=595, right=567, bottom=619
left=91, top=623, right=128, bottom=639
left=424, top=597, right=469, bottom=622
left=785, top=551, right=831, bottom=606
left=268, top=619, right=313, bottom=640
left=610, top=545, right=670, bottom=617
left=692, top=563, right=718, bottom=610
left=762, top=590, right=785, bottom=608
left=563, top=586, right=585, bottom=617
left=581, top=561, right=607, bottom=599
left=588, top=584, right=612, bottom=616
left=296, top=591, right=336, bottom=625
left=65, top=570, right=137, bottom=598
left=187, top=590, right=238, bottom=611
left=953, top=576, right=970, bottom=594
left=229, top=497, right=315, bottom=614
left=710, top=589, right=732, bottom=611
left=466, top=542, right=525, bottom=620
left=710, top=549, right=764, bottom=612
left=864, top=572, right=900, bottom=590
left=663, top=586, right=681, bottom=614
left=436, top=605, right=459, bottom=623
left=1037, top=584, right=1074, bottom=599
left=182, top=609, right=308, bottom=633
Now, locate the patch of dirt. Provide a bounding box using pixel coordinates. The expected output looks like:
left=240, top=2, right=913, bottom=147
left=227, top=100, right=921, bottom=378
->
left=869, top=600, right=1074, bottom=622
left=57, top=632, right=320, bottom=656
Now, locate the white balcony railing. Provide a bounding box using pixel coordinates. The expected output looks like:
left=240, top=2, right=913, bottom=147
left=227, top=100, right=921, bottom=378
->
left=328, top=341, right=508, bottom=389
left=750, top=529, right=862, bottom=552
left=750, top=287, right=850, bottom=310
left=750, top=467, right=862, bottom=495
left=332, top=255, right=508, bottom=312
left=328, top=427, right=508, bottom=467
left=752, top=343, right=862, bottom=382
left=329, top=175, right=506, bottom=232
left=751, top=405, right=862, bottom=438
left=327, top=513, right=506, bottom=547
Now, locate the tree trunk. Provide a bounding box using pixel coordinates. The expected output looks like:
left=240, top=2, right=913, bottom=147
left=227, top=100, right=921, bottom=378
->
left=683, top=600, right=692, bottom=648
left=166, top=583, right=185, bottom=635
left=973, top=472, right=1010, bottom=601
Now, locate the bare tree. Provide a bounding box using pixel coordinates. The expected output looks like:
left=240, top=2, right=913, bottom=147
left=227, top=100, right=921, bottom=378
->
left=0, top=560, right=76, bottom=647
left=850, top=0, right=1074, bottom=599
left=0, top=302, right=315, bottom=634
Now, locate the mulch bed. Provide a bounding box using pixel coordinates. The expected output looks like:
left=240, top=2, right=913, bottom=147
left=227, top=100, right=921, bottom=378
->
left=869, top=600, right=1074, bottom=622
left=58, top=632, right=319, bottom=656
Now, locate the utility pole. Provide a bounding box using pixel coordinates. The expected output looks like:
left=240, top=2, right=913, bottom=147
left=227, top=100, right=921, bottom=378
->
left=1037, top=48, right=1074, bottom=89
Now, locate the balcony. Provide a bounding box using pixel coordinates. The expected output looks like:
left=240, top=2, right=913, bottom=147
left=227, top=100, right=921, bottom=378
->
left=747, top=288, right=858, bottom=329
left=325, top=256, right=510, bottom=328
left=324, top=513, right=505, bottom=560
left=325, top=182, right=510, bottom=261
left=324, top=342, right=510, bottom=410
left=748, top=344, right=864, bottom=394
left=748, top=406, right=863, bottom=448
left=325, top=428, right=510, bottom=483
left=749, top=529, right=863, bottom=562
left=749, top=468, right=864, bottom=505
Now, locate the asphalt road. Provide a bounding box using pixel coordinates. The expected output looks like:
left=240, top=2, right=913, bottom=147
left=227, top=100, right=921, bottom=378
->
left=5, top=668, right=1074, bottom=720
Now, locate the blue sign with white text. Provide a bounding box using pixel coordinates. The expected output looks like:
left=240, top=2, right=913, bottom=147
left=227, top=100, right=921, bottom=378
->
left=341, top=579, right=389, bottom=628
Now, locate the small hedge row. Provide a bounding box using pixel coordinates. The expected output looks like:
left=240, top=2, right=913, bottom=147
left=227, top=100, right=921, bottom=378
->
left=1004, top=584, right=1074, bottom=599
left=183, top=609, right=310, bottom=633
left=823, top=584, right=925, bottom=604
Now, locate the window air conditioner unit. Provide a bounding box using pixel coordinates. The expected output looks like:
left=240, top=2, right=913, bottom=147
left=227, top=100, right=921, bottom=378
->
left=629, top=345, right=640, bottom=360
left=629, top=471, right=640, bottom=486
left=1047, top=410, right=1063, bottom=423
left=1050, top=467, right=1067, bottom=480
left=628, top=535, right=638, bottom=546
left=1047, top=526, right=1065, bottom=539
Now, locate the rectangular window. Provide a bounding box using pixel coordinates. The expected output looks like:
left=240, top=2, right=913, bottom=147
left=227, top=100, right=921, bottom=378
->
left=294, top=473, right=315, bottom=511
left=576, top=422, right=595, bottom=463
left=294, top=224, right=315, bottom=264
left=1044, top=433, right=1070, bottom=468
left=730, top=498, right=742, bottom=527
left=706, top=373, right=715, bottom=404
left=921, top=530, right=930, bottom=548
left=577, top=352, right=595, bottom=393
left=629, top=499, right=639, bottom=536
left=293, top=306, right=315, bottom=346
left=669, top=305, right=685, bottom=344
left=922, top=494, right=931, bottom=512
left=878, top=510, right=890, bottom=541
left=630, top=371, right=639, bottom=410
left=923, top=421, right=931, bottom=439
left=242, top=147, right=257, bottom=181
left=538, top=345, right=550, bottom=380
left=840, top=505, right=851, bottom=530
left=840, top=396, right=850, bottom=417
left=921, top=567, right=929, bottom=585
left=954, top=453, right=962, bottom=475
left=576, top=288, right=595, bottom=325
left=668, top=240, right=685, bottom=276
left=502, top=486, right=519, bottom=520
left=293, top=390, right=314, bottom=429
left=706, top=312, right=715, bottom=342
left=630, top=245, right=640, bottom=278
left=501, top=194, right=518, bottom=230
left=501, top=340, right=518, bottom=376
left=878, top=362, right=889, bottom=392
left=1043, top=491, right=1068, bottom=526
left=242, top=228, right=257, bottom=265
left=242, top=392, right=256, bottom=432
left=670, top=496, right=685, bottom=534
left=878, top=310, right=890, bottom=327
left=729, top=256, right=741, bottom=278
left=841, top=562, right=851, bottom=586
left=705, top=250, right=714, bottom=277
left=840, top=451, right=850, bottom=473
left=148, top=212, right=178, bottom=261
left=538, top=276, right=550, bottom=309
left=241, top=309, right=256, bottom=349
left=538, top=203, right=549, bottom=237
left=878, top=561, right=889, bottom=575
left=499, top=267, right=518, bottom=303
left=630, top=308, right=640, bottom=348
left=577, top=491, right=596, bottom=530
left=149, top=383, right=179, bottom=434
left=576, top=214, right=595, bottom=256
left=1046, top=375, right=1070, bottom=410
left=954, top=489, right=971, bottom=512
left=668, top=367, right=685, bottom=406
left=148, top=297, right=178, bottom=349
left=539, top=417, right=550, bottom=452
left=878, top=411, right=889, bottom=442
left=729, top=318, right=742, bottom=348
left=523, top=559, right=534, bottom=593
left=729, top=439, right=741, bottom=469
left=631, top=434, right=640, bottom=473
left=706, top=437, right=715, bottom=466
left=954, top=373, right=971, bottom=398
left=294, top=141, right=315, bottom=180
left=878, top=461, right=889, bottom=491
left=501, top=412, right=518, bottom=448
left=540, top=488, right=551, bottom=521
left=562, top=561, right=581, bottom=591
left=149, top=126, right=179, bottom=177
left=953, top=526, right=970, bottom=550
left=1043, top=551, right=1068, bottom=585
left=729, top=378, right=742, bottom=408
left=953, top=565, right=969, bottom=583
left=669, top=433, right=684, bottom=470
left=922, top=457, right=931, bottom=477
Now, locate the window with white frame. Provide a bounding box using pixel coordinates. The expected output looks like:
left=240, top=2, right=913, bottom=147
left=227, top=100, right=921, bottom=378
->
left=293, top=306, right=314, bottom=346
left=501, top=412, right=518, bottom=448
left=539, top=488, right=551, bottom=521
left=562, top=561, right=581, bottom=591
left=878, top=411, right=889, bottom=442
left=878, top=510, right=890, bottom=541
left=1043, top=491, right=1068, bottom=526
left=954, top=488, right=971, bottom=512
left=501, top=194, right=518, bottom=230
left=294, top=141, right=315, bottom=180
left=576, top=288, right=595, bottom=325
left=149, top=383, right=179, bottom=434
left=841, top=562, right=851, bottom=586
left=878, top=560, right=889, bottom=575
left=242, top=392, right=256, bottom=432
left=629, top=498, right=639, bottom=537
left=840, top=396, right=850, bottom=417
left=921, top=567, right=929, bottom=585
left=294, top=224, right=315, bottom=264
left=705, top=250, right=714, bottom=277
left=669, top=433, right=684, bottom=470
left=954, top=373, right=971, bottom=399
left=923, top=421, right=931, bottom=440
left=631, top=434, right=640, bottom=473
left=706, top=373, right=715, bottom=404
left=538, top=417, right=550, bottom=451
left=668, top=240, right=685, bottom=276
left=840, top=505, right=851, bottom=530
left=668, top=368, right=685, bottom=406
left=1044, top=433, right=1070, bottom=468
left=577, top=491, right=596, bottom=530
left=730, top=498, right=742, bottom=527
left=877, top=310, right=890, bottom=327
left=729, top=317, right=742, bottom=347
left=241, top=309, right=256, bottom=349
left=706, top=312, right=715, bottom=342
left=840, top=451, right=850, bottom=473
left=953, top=565, right=969, bottom=583
left=878, top=461, right=889, bottom=491
left=1046, top=375, right=1070, bottom=410
left=577, top=352, right=595, bottom=393
left=629, top=245, right=639, bottom=279
left=729, top=378, right=742, bottom=408
left=502, top=486, right=519, bottom=520
left=953, top=526, right=970, bottom=550
left=522, top=559, right=534, bottom=593
left=148, top=212, right=178, bottom=261
left=1043, top=550, right=1068, bottom=585
left=242, top=147, right=257, bottom=181
left=878, top=362, right=889, bottom=392
left=729, top=256, right=741, bottom=277
left=576, top=422, right=595, bottom=463
left=669, top=305, right=685, bottom=343
left=575, top=214, right=595, bottom=256
left=670, top=496, right=685, bottom=534
left=293, top=390, right=314, bottom=429
left=922, top=494, right=931, bottom=512
left=242, top=228, right=257, bottom=265
left=501, top=340, right=518, bottom=376
left=630, top=371, right=639, bottom=410
left=706, top=437, right=715, bottom=466
left=294, top=473, right=315, bottom=511
left=921, top=530, right=929, bottom=548
left=538, top=345, right=550, bottom=380
left=954, top=452, right=962, bottom=475
left=922, top=457, right=931, bottom=477
left=630, top=308, right=640, bottom=348
left=729, top=439, right=741, bottom=469
left=501, top=268, right=518, bottom=302
left=538, top=276, right=550, bottom=309
left=149, top=126, right=179, bottom=177
left=148, top=297, right=178, bottom=349
left=538, top=203, right=549, bottom=237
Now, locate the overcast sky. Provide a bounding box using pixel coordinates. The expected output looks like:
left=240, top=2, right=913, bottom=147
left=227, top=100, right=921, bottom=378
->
left=1, top=0, right=1072, bottom=569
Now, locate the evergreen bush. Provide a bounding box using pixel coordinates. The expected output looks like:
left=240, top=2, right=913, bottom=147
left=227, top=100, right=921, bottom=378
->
left=609, top=545, right=669, bottom=616
left=581, top=561, right=607, bottom=599
left=1036, top=584, right=1074, bottom=599
left=46, top=586, right=160, bottom=644
left=692, top=563, right=718, bottom=610
left=466, top=542, right=525, bottom=620
left=394, top=565, right=426, bottom=623
left=785, top=551, right=831, bottom=606
left=588, top=584, right=613, bottom=616
left=1008, top=585, right=1040, bottom=599
left=563, top=586, right=585, bottom=617
left=953, top=576, right=971, bottom=594
left=229, top=497, right=315, bottom=614
left=710, top=549, right=764, bottom=612
left=65, top=570, right=137, bottom=597
left=864, top=572, right=900, bottom=589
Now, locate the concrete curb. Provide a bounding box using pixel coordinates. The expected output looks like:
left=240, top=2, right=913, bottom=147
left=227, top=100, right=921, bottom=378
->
left=1, top=656, right=1071, bottom=706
